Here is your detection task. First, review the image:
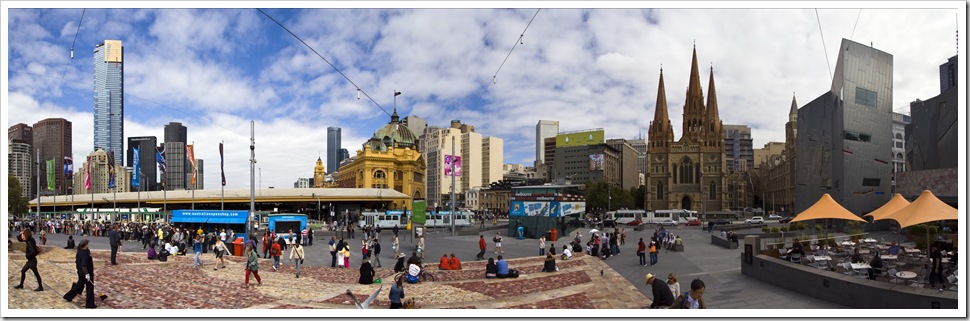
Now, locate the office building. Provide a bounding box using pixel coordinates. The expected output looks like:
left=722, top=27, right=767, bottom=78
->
left=403, top=115, right=427, bottom=149
left=93, top=40, right=124, bottom=166
left=535, top=120, right=559, bottom=167
left=605, top=138, right=641, bottom=190
left=645, top=45, right=728, bottom=213
left=628, top=137, right=648, bottom=183
left=795, top=38, right=893, bottom=215
left=294, top=177, right=311, bottom=189
left=9, top=139, right=33, bottom=199
left=327, top=127, right=341, bottom=174
left=193, top=159, right=204, bottom=190
left=481, top=136, right=504, bottom=187
left=74, top=149, right=130, bottom=194
left=127, top=136, right=158, bottom=191
left=723, top=125, right=753, bottom=172
left=33, top=118, right=73, bottom=196
left=163, top=122, right=188, bottom=190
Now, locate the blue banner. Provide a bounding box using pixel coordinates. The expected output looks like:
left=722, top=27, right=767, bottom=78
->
left=132, top=147, right=140, bottom=188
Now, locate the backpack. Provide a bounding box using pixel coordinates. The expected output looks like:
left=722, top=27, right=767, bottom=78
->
left=679, top=292, right=691, bottom=309
left=494, top=236, right=501, bottom=243
left=508, top=269, right=519, bottom=278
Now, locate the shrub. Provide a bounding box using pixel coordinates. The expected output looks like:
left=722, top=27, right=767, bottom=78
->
left=780, top=227, right=789, bottom=233
left=762, top=226, right=771, bottom=233
left=770, top=227, right=780, bottom=234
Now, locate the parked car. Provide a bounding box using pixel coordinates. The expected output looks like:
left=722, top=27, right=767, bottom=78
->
left=746, top=216, right=765, bottom=224
left=659, top=219, right=678, bottom=226
left=768, top=214, right=783, bottom=220
left=779, top=216, right=794, bottom=224
left=712, top=219, right=733, bottom=225
left=686, top=218, right=702, bottom=226
left=627, top=219, right=642, bottom=226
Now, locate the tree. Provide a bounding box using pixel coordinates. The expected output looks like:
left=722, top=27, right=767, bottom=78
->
left=631, top=185, right=645, bottom=209
left=8, top=176, right=29, bottom=216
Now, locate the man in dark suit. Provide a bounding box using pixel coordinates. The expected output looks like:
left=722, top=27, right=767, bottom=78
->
left=108, top=224, right=121, bottom=265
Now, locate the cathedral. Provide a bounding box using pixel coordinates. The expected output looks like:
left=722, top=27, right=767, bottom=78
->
left=645, top=46, right=729, bottom=214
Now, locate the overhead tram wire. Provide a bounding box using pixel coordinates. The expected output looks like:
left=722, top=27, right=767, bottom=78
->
left=51, top=8, right=86, bottom=118
left=849, top=9, right=862, bottom=40
left=815, top=9, right=833, bottom=81
left=257, top=8, right=391, bottom=118
left=472, top=8, right=541, bottom=106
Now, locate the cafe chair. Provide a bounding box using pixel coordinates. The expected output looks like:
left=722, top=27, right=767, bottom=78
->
left=887, top=268, right=900, bottom=284
left=790, top=253, right=802, bottom=264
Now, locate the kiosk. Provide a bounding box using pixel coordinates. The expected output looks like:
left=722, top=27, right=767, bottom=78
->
left=171, top=210, right=249, bottom=242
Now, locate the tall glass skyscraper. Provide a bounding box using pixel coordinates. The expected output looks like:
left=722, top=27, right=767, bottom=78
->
left=94, top=40, right=124, bottom=166
left=327, top=127, right=341, bottom=173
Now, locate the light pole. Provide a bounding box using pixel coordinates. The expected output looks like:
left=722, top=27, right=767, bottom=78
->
left=250, top=120, right=256, bottom=236
left=450, top=136, right=456, bottom=237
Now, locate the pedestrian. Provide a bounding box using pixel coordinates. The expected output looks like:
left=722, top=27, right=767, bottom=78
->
left=14, top=228, right=43, bottom=291
left=388, top=275, right=405, bottom=309
left=270, top=237, right=283, bottom=271
left=243, top=244, right=262, bottom=287
left=671, top=278, right=706, bottom=309
left=929, top=245, right=946, bottom=291
left=308, top=228, right=314, bottom=246
left=108, top=224, right=121, bottom=265
left=372, top=238, right=382, bottom=268
left=336, top=239, right=346, bottom=268
left=645, top=273, right=675, bottom=309
left=493, top=232, right=503, bottom=254
left=193, top=234, right=204, bottom=268
left=40, top=229, right=47, bottom=245
left=213, top=237, right=229, bottom=270
left=329, top=236, right=338, bottom=268
left=361, top=238, right=370, bottom=262
left=707, top=221, right=714, bottom=234
left=417, top=236, right=425, bottom=259
left=476, top=235, right=487, bottom=260
left=649, top=240, right=658, bottom=266
left=341, top=241, right=352, bottom=268
left=549, top=243, right=556, bottom=256
left=392, top=235, right=400, bottom=259
left=63, top=239, right=96, bottom=308
left=667, top=273, right=681, bottom=296
left=539, top=235, right=546, bottom=256
left=290, top=242, right=305, bottom=278
left=393, top=224, right=399, bottom=238
left=637, top=238, right=647, bottom=266
left=262, top=231, right=271, bottom=258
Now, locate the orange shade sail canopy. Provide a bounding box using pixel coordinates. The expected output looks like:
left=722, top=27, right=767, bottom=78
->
left=862, top=193, right=911, bottom=221
left=883, top=190, right=958, bottom=228
left=790, top=193, right=867, bottom=223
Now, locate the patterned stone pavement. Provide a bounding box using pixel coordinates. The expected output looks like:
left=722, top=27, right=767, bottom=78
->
left=7, top=243, right=648, bottom=310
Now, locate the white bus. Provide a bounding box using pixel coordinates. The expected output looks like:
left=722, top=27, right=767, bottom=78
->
left=647, top=209, right=698, bottom=224
left=605, top=210, right=646, bottom=225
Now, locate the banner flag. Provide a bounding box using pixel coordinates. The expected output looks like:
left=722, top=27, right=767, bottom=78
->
left=219, top=142, right=226, bottom=187
left=46, top=159, right=55, bottom=191
left=64, top=156, right=73, bottom=178
left=156, top=146, right=166, bottom=174
left=186, top=144, right=197, bottom=187
left=132, top=147, right=141, bottom=189
left=108, top=151, right=116, bottom=189
left=85, top=156, right=92, bottom=190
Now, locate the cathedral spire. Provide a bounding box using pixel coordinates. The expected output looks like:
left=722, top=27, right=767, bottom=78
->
left=649, top=68, right=673, bottom=147
left=683, top=44, right=705, bottom=138
left=706, top=66, right=721, bottom=129
left=653, top=68, right=669, bottom=125
left=789, top=93, right=798, bottom=122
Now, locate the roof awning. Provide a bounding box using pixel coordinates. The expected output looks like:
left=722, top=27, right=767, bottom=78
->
left=171, top=210, right=248, bottom=225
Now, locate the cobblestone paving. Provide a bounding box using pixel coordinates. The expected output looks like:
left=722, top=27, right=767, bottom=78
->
left=8, top=245, right=647, bottom=309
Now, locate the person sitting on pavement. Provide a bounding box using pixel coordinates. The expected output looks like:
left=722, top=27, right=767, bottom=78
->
left=358, top=261, right=376, bottom=284
left=561, top=245, right=573, bottom=260
left=65, top=235, right=76, bottom=249
left=147, top=244, right=157, bottom=260
left=394, top=253, right=407, bottom=273
left=496, top=255, right=510, bottom=278
left=439, top=253, right=452, bottom=270
left=674, top=236, right=683, bottom=246
left=448, top=253, right=462, bottom=270
left=485, top=257, right=498, bottom=279
left=407, top=251, right=422, bottom=267
left=541, top=253, right=558, bottom=272
left=646, top=273, right=675, bottom=309
left=867, top=251, right=884, bottom=280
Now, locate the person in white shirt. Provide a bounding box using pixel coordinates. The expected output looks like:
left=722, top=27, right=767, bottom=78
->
left=165, top=241, right=178, bottom=256
left=220, top=229, right=227, bottom=242
left=561, top=245, right=572, bottom=260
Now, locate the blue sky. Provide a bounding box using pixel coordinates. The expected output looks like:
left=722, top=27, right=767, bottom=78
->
left=3, top=3, right=964, bottom=191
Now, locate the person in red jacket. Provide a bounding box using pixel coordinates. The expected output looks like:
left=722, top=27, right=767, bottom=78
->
left=637, top=238, right=647, bottom=266
left=476, top=235, right=487, bottom=260
left=449, top=253, right=462, bottom=270
left=270, top=238, right=283, bottom=271
left=439, top=253, right=452, bottom=270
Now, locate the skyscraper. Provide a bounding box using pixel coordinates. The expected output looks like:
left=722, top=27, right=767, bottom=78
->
left=535, top=120, right=559, bottom=167
left=33, top=118, right=73, bottom=196
left=8, top=123, right=34, bottom=197
left=796, top=38, right=893, bottom=215
left=164, top=122, right=188, bottom=190
left=327, top=127, right=341, bottom=174
left=93, top=40, right=124, bottom=166
left=127, top=136, right=158, bottom=191
left=723, top=124, right=753, bottom=172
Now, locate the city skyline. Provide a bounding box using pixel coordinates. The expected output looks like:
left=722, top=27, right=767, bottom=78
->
left=4, top=3, right=964, bottom=191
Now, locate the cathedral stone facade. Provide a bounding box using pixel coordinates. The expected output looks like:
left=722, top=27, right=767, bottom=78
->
left=645, top=46, right=729, bottom=214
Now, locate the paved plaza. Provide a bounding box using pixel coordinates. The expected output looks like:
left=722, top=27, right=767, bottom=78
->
left=7, top=222, right=851, bottom=312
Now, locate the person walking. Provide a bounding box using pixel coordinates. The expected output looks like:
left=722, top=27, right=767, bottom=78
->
left=637, top=238, right=647, bottom=266
left=290, top=242, right=305, bottom=278
left=14, top=228, right=43, bottom=291
left=63, top=239, right=96, bottom=308
left=213, top=237, right=229, bottom=270
left=671, top=279, right=707, bottom=309
left=417, top=236, right=425, bottom=259
left=336, top=239, right=346, bottom=268
left=270, top=237, right=283, bottom=272
left=539, top=235, right=546, bottom=256
left=392, top=235, right=400, bottom=259
left=649, top=240, right=658, bottom=266
left=476, top=235, right=487, bottom=260
left=929, top=245, right=946, bottom=291
left=108, top=224, right=121, bottom=265
left=372, top=238, right=382, bottom=268
left=243, top=244, right=262, bottom=287
left=192, top=234, right=204, bottom=268
left=388, top=276, right=405, bottom=309
left=329, top=236, right=338, bottom=267
left=493, top=232, right=503, bottom=255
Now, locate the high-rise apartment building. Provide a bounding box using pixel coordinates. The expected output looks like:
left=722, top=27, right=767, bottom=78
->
left=93, top=40, right=124, bottom=166
left=327, top=127, right=341, bottom=173
left=481, top=136, right=504, bottom=187
left=33, top=118, right=73, bottom=196
left=628, top=138, right=648, bottom=183
left=723, top=125, right=753, bottom=172
left=796, top=38, right=893, bottom=215
left=460, top=130, right=483, bottom=192
left=535, top=120, right=559, bottom=167
left=193, top=159, right=204, bottom=190
left=127, top=136, right=158, bottom=191
left=164, top=122, right=188, bottom=190
left=403, top=115, right=427, bottom=148
left=74, top=149, right=130, bottom=194
left=422, top=126, right=463, bottom=208
left=8, top=139, right=33, bottom=199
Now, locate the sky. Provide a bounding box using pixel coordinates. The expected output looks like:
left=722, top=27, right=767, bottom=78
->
left=3, top=2, right=965, bottom=191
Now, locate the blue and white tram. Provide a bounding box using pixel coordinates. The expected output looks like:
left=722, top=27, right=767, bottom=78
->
left=358, top=210, right=410, bottom=229
left=424, top=210, right=473, bottom=229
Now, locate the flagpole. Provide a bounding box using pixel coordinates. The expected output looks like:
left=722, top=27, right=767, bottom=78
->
left=36, top=149, right=41, bottom=229
left=221, top=140, right=225, bottom=211
left=191, top=141, right=196, bottom=211
left=249, top=121, right=256, bottom=238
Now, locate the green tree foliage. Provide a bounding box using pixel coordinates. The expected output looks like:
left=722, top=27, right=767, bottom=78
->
left=583, top=180, right=635, bottom=213
left=8, top=176, right=29, bottom=215
left=631, top=185, right=645, bottom=209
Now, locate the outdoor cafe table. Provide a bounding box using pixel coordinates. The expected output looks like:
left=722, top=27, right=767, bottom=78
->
left=904, top=248, right=921, bottom=254
left=862, top=238, right=878, bottom=244
left=841, top=241, right=856, bottom=247
left=882, top=255, right=898, bottom=261
left=850, top=263, right=871, bottom=276
left=895, top=271, right=917, bottom=282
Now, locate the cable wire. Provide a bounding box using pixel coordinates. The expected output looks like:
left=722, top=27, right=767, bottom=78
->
left=51, top=8, right=86, bottom=118
left=473, top=8, right=541, bottom=105
left=815, top=9, right=833, bottom=81
left=257, top=8, right=391, bottom=117
left=849, top=9, right=861, bottom=40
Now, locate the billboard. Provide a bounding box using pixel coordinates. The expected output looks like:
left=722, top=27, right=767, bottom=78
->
left=589, top=154, right=605, bottom=171
left=444, top=155, right=462, bottom=176
left=560, top=202, right=586, bottom=216
left=510, top=201, right=569, bottom=217
left=104, top=40, right=122, bottom=63
left=411, top=199, right=427, bottom=225
left=556, top=129, right=605, bottom=148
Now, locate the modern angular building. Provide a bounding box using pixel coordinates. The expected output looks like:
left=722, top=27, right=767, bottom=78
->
left=164, top=122, right=188, bottom=190
left=93, top=40, right=124, bottom=166
left=795, top=38, right=893, bottom=215
left=645, top=45, right=729, bottom=213
left=327, top=127, right=341, bottom=173
left=127, top=136, right=158, bottom=191
left=33, top=118, right=73, bottom=196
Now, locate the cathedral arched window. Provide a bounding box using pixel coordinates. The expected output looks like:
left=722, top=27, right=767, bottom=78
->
left=679, top=157, right=694, bottom=184
left=657, top=182, right=664, bottom=200
left=709, top=182, right=717, bottom=200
